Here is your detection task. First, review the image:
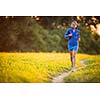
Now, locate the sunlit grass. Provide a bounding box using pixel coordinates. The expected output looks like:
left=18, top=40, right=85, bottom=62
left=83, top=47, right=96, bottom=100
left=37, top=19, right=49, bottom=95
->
left=64, top=55, right=100, bottom=83
left=0, top=52, right=88, bottom=83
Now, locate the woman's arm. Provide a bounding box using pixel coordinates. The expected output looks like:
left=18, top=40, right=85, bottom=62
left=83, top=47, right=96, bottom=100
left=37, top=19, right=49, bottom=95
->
left=77, top=32, right=80, bottom=42
left=64, top=29, right=72, bottom=38
left=64, top=31, right=69, bottom=38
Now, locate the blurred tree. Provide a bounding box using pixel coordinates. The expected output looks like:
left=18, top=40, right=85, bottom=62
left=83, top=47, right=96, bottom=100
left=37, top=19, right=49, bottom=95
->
left=0, top=16, right=100, bottom=54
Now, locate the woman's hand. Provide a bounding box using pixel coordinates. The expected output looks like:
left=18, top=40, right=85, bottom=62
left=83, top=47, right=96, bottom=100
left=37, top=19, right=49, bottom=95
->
left=68, top=33, right=72, bottom=37
left=78, top=38, right=80, bottom=42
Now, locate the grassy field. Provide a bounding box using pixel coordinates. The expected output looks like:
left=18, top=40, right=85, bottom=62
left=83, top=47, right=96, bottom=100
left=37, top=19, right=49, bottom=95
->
left=0, top=52, right=99, bottom=83
left=64, top=55, right=100, bottom=83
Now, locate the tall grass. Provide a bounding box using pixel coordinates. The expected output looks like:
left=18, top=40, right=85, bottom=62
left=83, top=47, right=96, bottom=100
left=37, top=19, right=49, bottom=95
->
left=0, top=52, right=85, bottom=83
left=64, top=55, right=100, bottom=83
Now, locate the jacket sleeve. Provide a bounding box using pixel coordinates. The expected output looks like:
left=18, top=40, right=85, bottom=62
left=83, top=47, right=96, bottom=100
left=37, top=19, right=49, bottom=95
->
left=77, top=30, right=80, bottom=39
left=77, top=34, right=80, bottom=39
left=64, top=29, right=69, bottom=38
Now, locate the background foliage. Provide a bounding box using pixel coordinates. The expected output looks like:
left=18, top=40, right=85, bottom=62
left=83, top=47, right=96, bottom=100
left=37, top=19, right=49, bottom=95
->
left=0, top=16, right=100, bottom=54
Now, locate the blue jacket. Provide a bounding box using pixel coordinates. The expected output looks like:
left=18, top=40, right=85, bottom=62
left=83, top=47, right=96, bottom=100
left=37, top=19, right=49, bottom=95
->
left=64, top=28, right=80, bottom=47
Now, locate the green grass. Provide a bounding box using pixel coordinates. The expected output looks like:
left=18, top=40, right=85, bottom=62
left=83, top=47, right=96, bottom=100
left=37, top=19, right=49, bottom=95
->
left=0, top=52, right=86, bottom=83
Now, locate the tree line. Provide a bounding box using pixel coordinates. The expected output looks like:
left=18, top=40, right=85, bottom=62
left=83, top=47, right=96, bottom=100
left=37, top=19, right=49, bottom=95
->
left=0, top=16, right=100, bottom=54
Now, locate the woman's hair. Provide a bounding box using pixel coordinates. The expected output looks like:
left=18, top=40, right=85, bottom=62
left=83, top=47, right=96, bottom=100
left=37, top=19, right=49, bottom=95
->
left=71, top=20, right=78, bottom=28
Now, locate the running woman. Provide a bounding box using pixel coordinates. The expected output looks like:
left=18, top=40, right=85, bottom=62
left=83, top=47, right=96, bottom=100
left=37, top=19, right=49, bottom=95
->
left=64, top=21, right=80, bottom=72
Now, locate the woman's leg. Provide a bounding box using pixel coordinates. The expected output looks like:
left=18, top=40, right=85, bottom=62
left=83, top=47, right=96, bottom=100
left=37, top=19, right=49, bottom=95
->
left=70, top=50, right=76, bottom=71
left=70, top=51, right=72, bottom=64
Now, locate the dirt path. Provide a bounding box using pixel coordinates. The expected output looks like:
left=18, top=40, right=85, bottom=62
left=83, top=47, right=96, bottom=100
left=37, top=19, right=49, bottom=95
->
left=52, top=59, right=87, bottom=83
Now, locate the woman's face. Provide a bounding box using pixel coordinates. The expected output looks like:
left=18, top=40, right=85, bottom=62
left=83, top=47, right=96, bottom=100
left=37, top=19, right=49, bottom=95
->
left=71, top=22, right=77, bottom=29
